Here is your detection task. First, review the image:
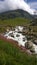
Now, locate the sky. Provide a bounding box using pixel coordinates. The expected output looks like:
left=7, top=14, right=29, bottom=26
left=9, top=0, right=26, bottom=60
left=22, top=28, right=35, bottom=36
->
left=0, top=0, right=37, bottom=15
left=26, top=0, right=37, bottom=2
left=25, top=0, right=37, bottom=10
left=0, top=0, right=37, bottom=10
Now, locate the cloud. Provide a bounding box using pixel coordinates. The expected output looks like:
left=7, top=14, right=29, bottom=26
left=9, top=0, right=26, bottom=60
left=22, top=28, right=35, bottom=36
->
left=0, top=0, right=35, bottom=15
left=28, top=2, right=37, bottom=9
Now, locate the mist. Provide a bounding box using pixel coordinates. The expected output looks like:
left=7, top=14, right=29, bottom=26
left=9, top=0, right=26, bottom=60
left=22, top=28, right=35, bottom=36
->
left=0, top=0, right=35, bottom=15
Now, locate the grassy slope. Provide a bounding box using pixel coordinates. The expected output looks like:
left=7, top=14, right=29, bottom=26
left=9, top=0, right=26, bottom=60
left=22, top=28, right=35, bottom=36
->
left=0, top=39, right=37, bottom=65
left=0, top=18, right=37, bottom=33
left=0, top=18, right=30, bottom=26
left=0, top=18, right=30, bottom=33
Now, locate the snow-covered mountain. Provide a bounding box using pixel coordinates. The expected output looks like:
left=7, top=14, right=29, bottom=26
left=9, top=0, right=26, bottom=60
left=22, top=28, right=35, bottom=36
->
left=0, top=0, right=37, bottom=15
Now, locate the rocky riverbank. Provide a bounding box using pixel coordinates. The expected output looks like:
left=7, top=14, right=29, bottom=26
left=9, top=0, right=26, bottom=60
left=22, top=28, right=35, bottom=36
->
left=1, top=26, right=37, bottom=54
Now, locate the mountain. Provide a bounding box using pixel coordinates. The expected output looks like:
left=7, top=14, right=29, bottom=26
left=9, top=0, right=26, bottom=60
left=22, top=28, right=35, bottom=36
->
left=0, top=9, right=34, bottom=20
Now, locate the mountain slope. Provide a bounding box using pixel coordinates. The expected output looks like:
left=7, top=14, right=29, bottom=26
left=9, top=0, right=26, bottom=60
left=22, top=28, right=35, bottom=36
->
left=0, top=9, right=34, bottom=20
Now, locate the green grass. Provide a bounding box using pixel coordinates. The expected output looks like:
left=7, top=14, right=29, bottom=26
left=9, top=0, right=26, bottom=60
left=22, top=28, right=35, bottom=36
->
left=0, top=18, right=37, bottom=34
left=0, top=18, right=29, bottom=33
left=0, top=39, right=37, bottom=65
left=0, top=18, right=30, bottom=33
left=0, top=18, right=30, bottom=26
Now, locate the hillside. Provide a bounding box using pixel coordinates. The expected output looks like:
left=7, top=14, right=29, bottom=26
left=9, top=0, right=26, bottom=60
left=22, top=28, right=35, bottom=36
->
left=0, top=9, right=34, bottom=20
left=0, top=39, right=37, bottom=65
left=0, top=18, right=30, bottom=33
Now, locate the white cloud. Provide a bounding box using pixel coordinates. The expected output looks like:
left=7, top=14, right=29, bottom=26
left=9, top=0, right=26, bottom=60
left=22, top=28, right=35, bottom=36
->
left=0, top=0, right=35, bottom=15
left=28, top=2, right=37, bottom=9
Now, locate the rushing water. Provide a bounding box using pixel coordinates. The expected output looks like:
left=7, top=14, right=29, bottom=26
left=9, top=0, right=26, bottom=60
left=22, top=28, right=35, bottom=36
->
left=4, top=26, right=37, bottom=54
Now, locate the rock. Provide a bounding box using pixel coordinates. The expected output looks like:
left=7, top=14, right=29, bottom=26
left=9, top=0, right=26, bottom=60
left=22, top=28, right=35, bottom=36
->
left=34, top=40, right=37, bottom=45
left=25, top=41, right=35, bottom=53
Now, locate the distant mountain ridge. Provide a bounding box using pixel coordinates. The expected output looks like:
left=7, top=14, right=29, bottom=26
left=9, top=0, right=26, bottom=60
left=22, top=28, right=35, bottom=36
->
left=0, top=9, right=34, bottom=20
